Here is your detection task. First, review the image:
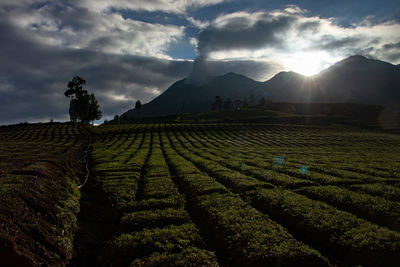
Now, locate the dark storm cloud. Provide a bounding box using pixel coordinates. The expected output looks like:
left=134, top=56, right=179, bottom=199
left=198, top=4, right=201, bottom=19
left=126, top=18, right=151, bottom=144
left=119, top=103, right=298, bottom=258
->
left=192, top=59, right=282, bottom=81
left=188, top=57, right=282, bottom=84
left=383, top=42, right=400, bottom=50
left=311, top=36, right=361, bottom=51
left=380, top=42, right=400, bottom=62
left=54, top=6, right=98, bottom=31
left=197, top=15, right=295, bottom=56
left=297, top=20, right=320, bottom=33
left=0, top=18, right=191, bottom=124
left=386, top=52, right=400, bottom=61
left=188, top=12, right=297, bottom=83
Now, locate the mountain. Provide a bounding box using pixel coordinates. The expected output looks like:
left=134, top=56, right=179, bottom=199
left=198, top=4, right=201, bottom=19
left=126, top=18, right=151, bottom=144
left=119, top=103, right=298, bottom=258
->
left=126, top=72, right=266, bottom=116
left=124, top=56, right=400, bottom=117
left=264, top=55, right=400, bottom=105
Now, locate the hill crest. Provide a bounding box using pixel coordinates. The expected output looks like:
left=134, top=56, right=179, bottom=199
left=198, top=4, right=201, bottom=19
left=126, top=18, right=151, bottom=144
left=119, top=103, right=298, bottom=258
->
left=124, top=55, right=400, bottom=117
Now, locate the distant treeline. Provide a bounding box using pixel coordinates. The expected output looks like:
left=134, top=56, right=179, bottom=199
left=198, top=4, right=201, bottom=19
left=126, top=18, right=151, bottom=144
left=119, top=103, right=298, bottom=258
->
left=211, top=94, right=384, bottom=118
left=266, top=102, right=383, bottom=118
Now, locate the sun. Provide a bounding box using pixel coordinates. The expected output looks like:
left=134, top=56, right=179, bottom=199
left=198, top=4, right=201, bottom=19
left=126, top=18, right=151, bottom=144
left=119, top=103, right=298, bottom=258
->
left=284, top=52, right=334, bottom=76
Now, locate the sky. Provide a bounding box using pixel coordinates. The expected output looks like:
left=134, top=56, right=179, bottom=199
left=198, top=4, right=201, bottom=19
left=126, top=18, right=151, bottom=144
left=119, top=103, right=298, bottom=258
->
left=0, top=0, right=399, bottom=124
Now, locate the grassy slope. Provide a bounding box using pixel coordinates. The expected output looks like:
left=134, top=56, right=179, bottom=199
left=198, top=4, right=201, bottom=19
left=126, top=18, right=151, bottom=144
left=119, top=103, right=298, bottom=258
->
left=0, top=123, right=89, bottom=266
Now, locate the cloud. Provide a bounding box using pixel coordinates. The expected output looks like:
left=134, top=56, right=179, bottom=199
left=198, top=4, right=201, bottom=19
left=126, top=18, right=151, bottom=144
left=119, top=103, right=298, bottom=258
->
left=206, top=59, right=283, bottom=81
left=75, top=0, right=231, bottom=14
left=297, top=20, right=321, bottom=33
left=0, top=17, right=191, bottom=124
left=197, top=13, right=295, bottom=57
left=188, top=6, right=400, bottom=82
left=3, top=2, right=185, bottom=58
left=310, top=36, right=361, bottom=51
left=383, top=42, right=400, bottom=50
left=0, top=0, right=232, bottom=14
left=186, top=16, right=210, bottom=28
left=0, top=0, right=197, bottom=124
left=197, top=9, right=400, bottom=60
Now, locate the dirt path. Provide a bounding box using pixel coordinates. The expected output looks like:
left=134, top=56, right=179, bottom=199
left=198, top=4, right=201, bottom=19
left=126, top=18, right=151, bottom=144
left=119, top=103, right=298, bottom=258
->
left=68, top=171, right=119, bottom=266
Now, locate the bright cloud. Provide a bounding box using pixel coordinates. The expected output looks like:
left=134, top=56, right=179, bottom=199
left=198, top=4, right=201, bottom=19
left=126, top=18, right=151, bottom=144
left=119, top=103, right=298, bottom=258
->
left=190, top=7, right=400, bottom=78
left=3, top=2, right=185, bottom=58
left=76, top=0, right=231, bottom=14
left=199, top=9, right=400, bottom=61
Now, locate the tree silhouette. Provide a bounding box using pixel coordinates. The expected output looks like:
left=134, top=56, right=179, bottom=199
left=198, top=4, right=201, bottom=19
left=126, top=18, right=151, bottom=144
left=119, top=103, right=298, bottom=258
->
left=234, top=99, right=242, bottom=110
left=223, top=97, right=233, bottom=109
left=114, top=114, right=120, bottom=124
left=242, top=97, right=249, bottom=108
left=259, top=96, right=266, bottom=106
left=89, top=93, right=102, bottom=124
left=214, top=96, right=223, bottom=113
left=64, top=76, right=87, bottom=98
left=64, top=76, right=101, bottom=123
left=249, top=94, right=255, bottom=106
left=135, top=100, right=142, bottom=116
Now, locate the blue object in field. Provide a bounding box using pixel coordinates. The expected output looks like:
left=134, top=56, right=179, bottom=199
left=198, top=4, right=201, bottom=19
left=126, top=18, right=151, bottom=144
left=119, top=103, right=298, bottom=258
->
left=263, top=91, right=267, bottom=96
left=273, top=155, right=285, bottom=166
left=300, top=165, right=308, bottom=175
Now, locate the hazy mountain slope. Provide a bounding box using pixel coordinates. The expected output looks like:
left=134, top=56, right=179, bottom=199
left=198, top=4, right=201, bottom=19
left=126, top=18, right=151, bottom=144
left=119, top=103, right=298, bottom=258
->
left=264, top=55, right=400, bottom=105
left=125, top=72, right=267, bottom=116
left=315, top=56, right=400, bottom=105
left=124, top=56, right=400, bottom=117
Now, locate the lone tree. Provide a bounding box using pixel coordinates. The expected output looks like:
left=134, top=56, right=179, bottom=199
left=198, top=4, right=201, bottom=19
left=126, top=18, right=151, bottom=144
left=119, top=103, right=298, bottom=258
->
left=135, top=100, right=142, bottom=116
left=212, top=96, right=223, bottom=113
left=89, top=93, right=102, bottom=124
left=64, top=76, right=102, bottom=124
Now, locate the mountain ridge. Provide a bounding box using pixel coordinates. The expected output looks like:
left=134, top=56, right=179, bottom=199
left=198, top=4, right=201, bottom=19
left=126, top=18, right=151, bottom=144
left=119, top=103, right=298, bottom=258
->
left=124, top=55, right=400, bottom=117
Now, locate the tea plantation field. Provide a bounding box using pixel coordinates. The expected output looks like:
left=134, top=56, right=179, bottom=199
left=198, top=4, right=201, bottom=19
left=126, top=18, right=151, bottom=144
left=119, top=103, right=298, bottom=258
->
left=1, top=122, right=400, bottom=266
left=91, top=123, right=400, bottom=266
left=0, top=123, right=89, bottom=265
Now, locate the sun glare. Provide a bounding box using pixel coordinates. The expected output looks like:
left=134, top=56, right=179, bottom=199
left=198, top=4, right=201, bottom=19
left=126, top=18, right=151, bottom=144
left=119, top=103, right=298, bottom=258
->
left=284, top=52, right=334, bottom=76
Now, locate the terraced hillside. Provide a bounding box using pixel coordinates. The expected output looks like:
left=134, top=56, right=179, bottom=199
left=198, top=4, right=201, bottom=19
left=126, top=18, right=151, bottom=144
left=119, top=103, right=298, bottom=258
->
left=90, top=123, right=400, bottom=266
left=0, top=123, right=89, bottom=266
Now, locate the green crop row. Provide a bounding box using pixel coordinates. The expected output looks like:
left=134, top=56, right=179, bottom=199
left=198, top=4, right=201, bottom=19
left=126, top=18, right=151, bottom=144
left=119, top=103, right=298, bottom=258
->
left=183, top=125, right=399, bottom=187
left=104, top=223, right=217, bottom=266
left=195, top=191, right=328, bottom=266
left=168, top=127, right=400, bottom=263
left=92, top=131, right=141, bottom=165
left=247, top=188, right=400, bottom=266
left=160, top=132, right=328, bottom=266
left=168, top=131, right=271, bottom=192
left=92, top=128, right=154, bottom=207
left=97, top=129, right=220, bottom=266
left=118, top=131, right=186, bottom=213
left=177, top=129, right=318, bottom=189
left=295, top=185, right=400, bottom=231
left=162, top=144, right=228, bottom=196
left=130, top=246, right=219, bottom=267
left=120, top=208, right=191, bottom=232
left=349, top=183, right=400, bottom=202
